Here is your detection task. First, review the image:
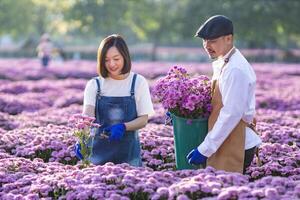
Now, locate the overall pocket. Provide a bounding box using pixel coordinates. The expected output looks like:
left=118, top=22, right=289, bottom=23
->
left=99, top=102, right=128, bottom=126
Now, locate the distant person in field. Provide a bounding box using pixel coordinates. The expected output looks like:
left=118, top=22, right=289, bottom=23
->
left=187, top=15, right=262, bottom=174
left=36, top=33, right=53, bottom=68
left=75, top=34, right=154, bottom=166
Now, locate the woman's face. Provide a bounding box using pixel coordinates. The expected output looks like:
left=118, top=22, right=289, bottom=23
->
left=105, top=46, right=125, bottom=79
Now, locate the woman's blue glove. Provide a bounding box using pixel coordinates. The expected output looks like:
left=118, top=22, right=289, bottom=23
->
left=186, top=148, right=207, bottom=165
left=74, top=141, right=83, bottom=160
left=104, top=123, right=126, bottom=142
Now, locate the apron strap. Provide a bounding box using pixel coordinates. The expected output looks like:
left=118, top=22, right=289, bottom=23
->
left=243, top=117, right=262, bottom=167
left=130, top=74, right=137, bottom=97
left=220, top=47, right=236, bottom=74
left=94, top=77, right=101, bottom=97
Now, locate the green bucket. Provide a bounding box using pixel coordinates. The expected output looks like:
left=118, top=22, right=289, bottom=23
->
left=170, top=113, right=208, bottom=170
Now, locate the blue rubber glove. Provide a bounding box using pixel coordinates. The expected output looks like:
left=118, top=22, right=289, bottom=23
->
left=104, top=123, right=126, bottom=142
left=186, top=148, right=207, bottom=165
left=74, top=141, right=83, bottom=160
left=165, top=111, right=173, bottom=125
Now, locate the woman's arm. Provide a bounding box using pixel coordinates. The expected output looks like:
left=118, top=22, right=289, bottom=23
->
left=83, top=105, right=95, bottom=117
left=124, top=115, right=148, bottom=131
left=84, top=104, right=148, bottom=131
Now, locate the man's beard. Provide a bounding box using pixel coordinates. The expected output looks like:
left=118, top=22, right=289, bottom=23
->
left=208, top=54, right=217, bottom=60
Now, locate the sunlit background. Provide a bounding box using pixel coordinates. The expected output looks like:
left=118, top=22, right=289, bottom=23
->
left=0, top=0, right=300, bottom=62
left=1, top=1, right=300, bottom=199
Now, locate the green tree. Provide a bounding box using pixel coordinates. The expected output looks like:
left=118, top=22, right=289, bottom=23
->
left=124, top=0, right=185, bottom=60
left=179, top=0, right=300, bottom=48
left=0, top=0, right=35, bottom=38
left=0, top=0, right=299, bottom=49
left=65, top=0, right=129, bottom=37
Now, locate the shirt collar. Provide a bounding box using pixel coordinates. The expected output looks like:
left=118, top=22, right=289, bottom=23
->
left=212, top=47, right=236, bottom=79
left=212, top=47, right=235, bottom=68
left=223, top=47, right=235, bottom=60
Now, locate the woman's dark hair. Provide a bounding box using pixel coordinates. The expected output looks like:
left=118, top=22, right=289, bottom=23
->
left=97, top=34, right=131, bottom=78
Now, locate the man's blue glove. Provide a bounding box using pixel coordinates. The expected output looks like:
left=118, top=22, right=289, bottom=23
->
left=74, top=141, right=83, bottom=160
left=104, top=123, right=126, bottom=142
left=165, top=111, right=173, bottom=125
left=186, top=148, right=207, bottom=165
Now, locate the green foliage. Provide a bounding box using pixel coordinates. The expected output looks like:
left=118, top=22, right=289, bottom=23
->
left=129, top=190, right=150, bottom=200
left=65, top=0, right=129, bottom=37
left=47, top=188, right=68, bottom=200
left=0, top=0, right=35, bottom=38
left=179, top=0, right=300, bottom=48
left=61, top=157, right=78, bottom=166
left=32, top=149, right=53, bottom=162
left=0, top=0, right=299, bottom=48
left=74, top=129, right=93, bottom=167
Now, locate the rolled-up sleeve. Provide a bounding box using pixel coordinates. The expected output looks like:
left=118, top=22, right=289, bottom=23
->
left=135, top=76, right=155, bottom=117
left=198, top=68, right=249, bottom=157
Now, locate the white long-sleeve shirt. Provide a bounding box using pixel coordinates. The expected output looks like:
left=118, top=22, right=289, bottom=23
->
left=198, top=48, right=262, bottom=157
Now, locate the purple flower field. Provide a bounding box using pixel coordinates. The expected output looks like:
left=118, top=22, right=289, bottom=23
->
left=0, top=58, right=299, bottom=200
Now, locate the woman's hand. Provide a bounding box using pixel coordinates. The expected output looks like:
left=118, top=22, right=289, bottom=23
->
left=104, top=123, right=126, bottom=141
left=74, top=142, right=83, bottom=160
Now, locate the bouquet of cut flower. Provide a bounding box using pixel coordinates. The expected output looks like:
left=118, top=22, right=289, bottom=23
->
left=69, top=114, right=101, bottom=167
left=153, top=66, right=212, bottom=119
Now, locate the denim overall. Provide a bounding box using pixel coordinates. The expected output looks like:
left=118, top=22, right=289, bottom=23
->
left=89, top=74, right=142, bottom=166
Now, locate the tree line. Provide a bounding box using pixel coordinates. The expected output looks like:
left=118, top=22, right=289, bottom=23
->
left=0, top=0, right=299, bottom=49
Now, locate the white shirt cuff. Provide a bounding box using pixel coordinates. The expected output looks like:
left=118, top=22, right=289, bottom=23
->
left=198, top=142, right=214, bottom=157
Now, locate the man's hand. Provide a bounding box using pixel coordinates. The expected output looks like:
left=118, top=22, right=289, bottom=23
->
left=186, top=148, right=207, bottom=165
left=165, top=111, right=173, bottom=125
left=104, top=123, right=126, bottom=142
left=74, top=142, right=83, bottom=160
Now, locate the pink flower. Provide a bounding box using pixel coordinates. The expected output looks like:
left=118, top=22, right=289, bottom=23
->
left=153, top=66, right=211, bottom=119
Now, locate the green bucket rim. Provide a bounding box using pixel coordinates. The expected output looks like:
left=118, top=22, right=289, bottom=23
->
left=170, top=112, right=208, bottom=122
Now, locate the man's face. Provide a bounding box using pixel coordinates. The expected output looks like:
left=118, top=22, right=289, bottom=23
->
left=202, top=35, right=232, bottom=59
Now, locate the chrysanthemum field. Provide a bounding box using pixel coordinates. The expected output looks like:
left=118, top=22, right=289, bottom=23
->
left=0, top=59, right=299, bottom=200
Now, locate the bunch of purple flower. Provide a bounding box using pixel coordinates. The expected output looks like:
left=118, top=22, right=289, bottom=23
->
left=153, top=66, right=212, bottom=119
left=68, top=114, right=100, bottom=166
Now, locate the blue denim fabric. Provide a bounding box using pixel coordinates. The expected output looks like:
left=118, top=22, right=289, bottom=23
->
left=89, top=74, right=142, bottom=166
left=41, top=56, right=50, bottom=67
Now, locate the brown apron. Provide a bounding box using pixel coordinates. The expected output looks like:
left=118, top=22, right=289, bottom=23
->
left=206, top=48, right=246, bottom=173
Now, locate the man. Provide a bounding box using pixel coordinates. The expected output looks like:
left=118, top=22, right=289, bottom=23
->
left=186, top=15, right=262, bottom=173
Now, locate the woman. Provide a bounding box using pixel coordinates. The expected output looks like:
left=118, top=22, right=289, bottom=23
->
left=77, top=34, right=154, bottom=166
left=36, top=33, right=53, bottom=68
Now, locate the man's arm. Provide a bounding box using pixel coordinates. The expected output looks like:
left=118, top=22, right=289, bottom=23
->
left=198, top=68, right=249, bottom=157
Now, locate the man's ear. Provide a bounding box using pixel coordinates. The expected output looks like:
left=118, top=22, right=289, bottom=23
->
left=225, top=34, right=233, bottom=44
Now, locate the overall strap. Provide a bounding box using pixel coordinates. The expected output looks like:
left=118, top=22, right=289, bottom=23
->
left=130, top=74, right=137, bottom=97
left=94, top=77, right=101, bottom=97
left=93, top=77, right=101, bottom=123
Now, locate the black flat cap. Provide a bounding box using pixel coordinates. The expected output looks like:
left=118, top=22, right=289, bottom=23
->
left=195, top=15, right=233, bottom=39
